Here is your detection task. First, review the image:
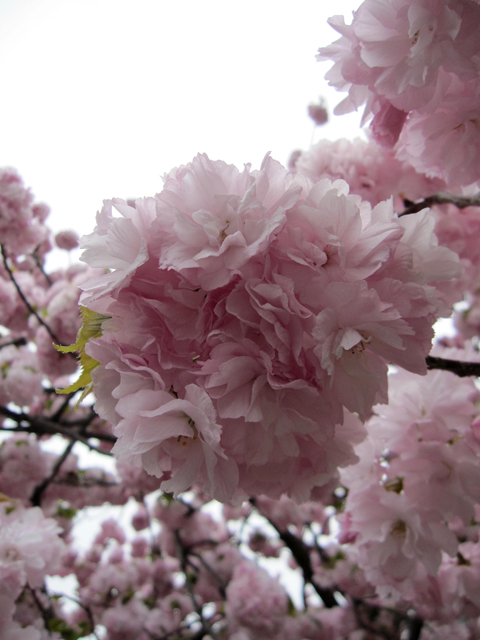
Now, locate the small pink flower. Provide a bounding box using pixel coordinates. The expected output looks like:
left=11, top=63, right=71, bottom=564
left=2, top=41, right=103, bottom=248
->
left=112, top=384, right=238, bottom=502
left=55, top=230, right=79, bottom=251
left=226, top=561, right=288, bottom=638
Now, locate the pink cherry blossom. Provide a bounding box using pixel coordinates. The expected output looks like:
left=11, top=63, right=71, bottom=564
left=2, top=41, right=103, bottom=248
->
left=0, top=504, right=65, bottom=595
left=54, top=230, right=79, bottom=251
left=397, top=79, right=480, bottom=186
left=112, top=385, right=238, bottom=502
left=293, top=137, right=446, bottom=209
left=341, top=367, right=480, bottom=593
left=319, top=0, right=480, bottom=185
left=79, top=155, right=460, bottom=502
left=0, top=168, right=48, bottom=256
left=154, top=153, right=303, bottom=290
left=225, top=561, right=288, bottom=639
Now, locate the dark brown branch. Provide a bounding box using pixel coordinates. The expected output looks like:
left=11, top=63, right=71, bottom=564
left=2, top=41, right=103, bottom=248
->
left=278, top=528, right=339, bottom=608
left=399, top=191, right=480, bottom=217
left=352, top=598, right=401, bottom=640
left=1, top=245, right=59, bottom=344
left=26, top=584, right=57, bottom=629
left=142, top=496, right=162, bottom=559
left=0, top=405, right=114, bottom=454
left=82, top=429, right=117, bottom=444
left=52, top=593, right=99, bottom=640
left=250, top=498, right=339, bottom=608
left=0, top=424, right=113, bottom=455
left=188, top=552, right=227, bottom=598
left=30, top=439, right=76, bottom=506
left=426, top=355, right=480, bottom=378
left=32, top=249, right=53, bottom=286
left=174, top=530, right=220, bottom=640
left=407, top=615, right=424, bottom=640
left=50, top=393, right=76, bottom=422
left=0, top=337, right=27, bottom=350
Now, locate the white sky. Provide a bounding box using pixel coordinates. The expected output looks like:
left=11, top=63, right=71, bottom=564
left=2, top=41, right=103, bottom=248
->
left=0, top=0, right=362, bottom=240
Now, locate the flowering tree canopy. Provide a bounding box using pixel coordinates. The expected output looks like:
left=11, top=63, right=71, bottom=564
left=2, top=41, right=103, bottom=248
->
left=1, top=1, right=480, bottom=638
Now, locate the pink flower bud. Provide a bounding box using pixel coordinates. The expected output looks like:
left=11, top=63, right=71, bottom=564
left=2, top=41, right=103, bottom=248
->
left=55, top=230, right=80, bottom=251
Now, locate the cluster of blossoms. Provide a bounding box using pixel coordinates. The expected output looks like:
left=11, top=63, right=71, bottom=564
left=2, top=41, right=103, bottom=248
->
left=340, top=366, right=480, bottom=597
left=79, top=152, right=460, bottom=503
left=430, top=202, right=480, bottom=337
left=0, top=502, right=65, bottom=639
left=290, top=137, right=446, bottom=210
left=319, top=0, right=480, bottom=186
left=0, top=167, right=49, bottom=257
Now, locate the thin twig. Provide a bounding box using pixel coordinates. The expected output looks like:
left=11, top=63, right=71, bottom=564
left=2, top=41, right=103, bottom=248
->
left=51, top=393, right=76, bottom=422
left=143, top=495, right=162, bottom=558
left=64, top=409, right=98, bottom=427
left=32, top=250, right=53, bottom=285
left=174, top=529, right=220, bottom=640
left=30, top=439, right=76, bottom=506
left=399, top=191, right=480, bottom=217
left=1, top=244, right=59, bottom=344
left=188, top=552, right=227, bottom=598
left=26, top=584, right=57, bottom=629
left=51, top=592, right=100, bottom=640
left=249, top=498, right=339, bottom=608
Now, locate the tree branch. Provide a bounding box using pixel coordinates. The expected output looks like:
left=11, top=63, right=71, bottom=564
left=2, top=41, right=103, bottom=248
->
left=249, top=498, right=339, bottom=608
left=188, top=551, right=227, bottom=598
left=407, top=615, right=424, bottom=640
left=0, top=405, right=114, bottom=454
left=32, top=249, right=53, bottom=286
left=399, top=191, right=480, bottom=217
left=174, top=529, right=220, bottom=640
left=1, top=244, right=60, bottom=344
left=0, top=337, right=27, bottom=350
left=425, top=355, right=480, bottom=378
left=50, top=393, right=77, bottom=422
left=30, top=439, right=76, bottom=506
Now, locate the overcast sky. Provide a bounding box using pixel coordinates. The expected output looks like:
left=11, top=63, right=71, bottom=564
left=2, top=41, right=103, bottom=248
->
left=0, top=0, right=362, bottom=241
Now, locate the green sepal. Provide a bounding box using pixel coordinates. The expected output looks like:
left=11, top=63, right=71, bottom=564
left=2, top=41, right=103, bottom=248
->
left=55, top=306, right=110, bottom=402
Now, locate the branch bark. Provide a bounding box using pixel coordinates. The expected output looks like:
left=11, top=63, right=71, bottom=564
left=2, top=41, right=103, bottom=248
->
left=399, top=191, right=480, bottom=217
left=0, top=405, right=115, bottom=454
left=30, top=439, right=76, bottom=506
left=426, top=355, right=480, bottom=378
left=1, top=245, right=60, bottom=344
left=174, top=529, right=220, bottom=640
left=249, top=498, right=339, bottom=608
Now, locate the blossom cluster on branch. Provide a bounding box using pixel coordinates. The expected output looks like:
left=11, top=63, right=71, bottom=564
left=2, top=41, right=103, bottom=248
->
left=1, top=0, right=480, bottom=638
left=78, top=153, right=461, bottom=505
left=318, top=0, right=480, bottom=186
